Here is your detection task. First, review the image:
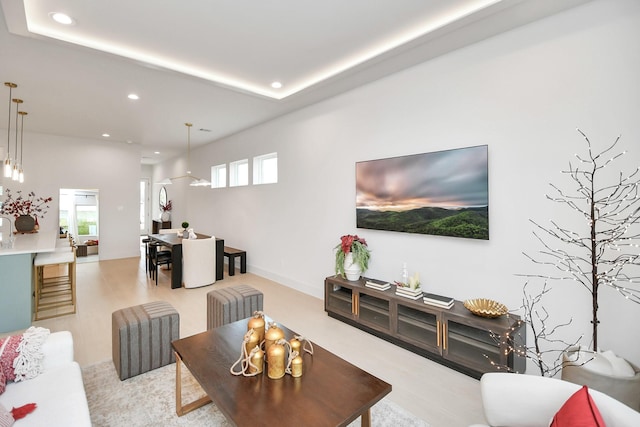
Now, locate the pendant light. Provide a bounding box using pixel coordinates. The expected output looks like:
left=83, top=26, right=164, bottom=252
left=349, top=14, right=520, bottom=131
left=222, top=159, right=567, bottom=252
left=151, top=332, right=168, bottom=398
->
left=3, top=82, right=16, bottom=178
left=18, top=111, right=27, bottom=183
left=11, top=98, right=23, bottom=181
left=156, top=122, right=211, bottom=187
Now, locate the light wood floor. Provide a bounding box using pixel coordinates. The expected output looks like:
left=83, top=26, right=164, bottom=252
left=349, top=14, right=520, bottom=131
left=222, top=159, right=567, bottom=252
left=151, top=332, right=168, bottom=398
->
left=27, top=245, right=484, bottom=427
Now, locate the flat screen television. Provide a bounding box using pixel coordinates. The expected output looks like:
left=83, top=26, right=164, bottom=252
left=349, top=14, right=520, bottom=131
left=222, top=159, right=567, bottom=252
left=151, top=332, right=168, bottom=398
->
left=356, top=145, right=489, bottom=240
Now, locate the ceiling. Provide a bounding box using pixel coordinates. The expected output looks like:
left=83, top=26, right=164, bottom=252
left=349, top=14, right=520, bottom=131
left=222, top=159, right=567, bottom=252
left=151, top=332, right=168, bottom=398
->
left=0, top=0, right=590, bottom=164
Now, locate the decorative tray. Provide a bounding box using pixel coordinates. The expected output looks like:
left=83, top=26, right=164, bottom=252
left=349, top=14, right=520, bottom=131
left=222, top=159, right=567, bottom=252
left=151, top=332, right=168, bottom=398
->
left=463, top=298, right=508, bottom=318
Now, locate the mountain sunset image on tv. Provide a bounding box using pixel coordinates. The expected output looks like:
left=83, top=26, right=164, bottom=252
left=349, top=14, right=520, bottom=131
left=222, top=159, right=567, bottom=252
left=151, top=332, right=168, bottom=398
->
left=356, top=145, right=489, bottom=240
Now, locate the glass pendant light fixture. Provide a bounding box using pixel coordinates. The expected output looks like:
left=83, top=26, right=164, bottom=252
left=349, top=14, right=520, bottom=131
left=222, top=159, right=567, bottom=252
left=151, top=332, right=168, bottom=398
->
left=3, top=82, right=16, bottom=178
left=156, top=122, right=211, bottom=187
left=18, top=111, right=27, bottom=183
left=11, top=98, right=23, bottom=181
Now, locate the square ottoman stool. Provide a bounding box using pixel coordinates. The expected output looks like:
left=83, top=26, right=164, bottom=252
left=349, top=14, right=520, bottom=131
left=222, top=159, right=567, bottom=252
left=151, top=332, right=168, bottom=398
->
left=207, top=284, right=263, bottom=330
left=112, top=300, right=180, bottom=380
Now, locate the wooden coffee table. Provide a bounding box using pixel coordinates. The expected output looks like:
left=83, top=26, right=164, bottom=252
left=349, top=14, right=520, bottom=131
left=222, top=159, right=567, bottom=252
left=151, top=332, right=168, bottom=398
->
left=172, top=318, right=392, bottom=426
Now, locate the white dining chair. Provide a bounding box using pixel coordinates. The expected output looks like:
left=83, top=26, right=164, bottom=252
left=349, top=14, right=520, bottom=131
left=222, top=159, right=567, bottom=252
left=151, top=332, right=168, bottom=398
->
left=159, top=228, right=182, bottom=235
left=182, top=237, right=216, bottom=288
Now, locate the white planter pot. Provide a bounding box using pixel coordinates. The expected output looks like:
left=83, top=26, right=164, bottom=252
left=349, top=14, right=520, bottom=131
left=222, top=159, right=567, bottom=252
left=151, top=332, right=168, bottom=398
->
left=562, top=346, right=640, bottom=411
left=343, top=252, right=362, bottom=281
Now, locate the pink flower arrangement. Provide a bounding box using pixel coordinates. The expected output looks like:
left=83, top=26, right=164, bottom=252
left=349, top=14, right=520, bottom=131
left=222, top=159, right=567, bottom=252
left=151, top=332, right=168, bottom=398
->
left=0, top=189, right=52, bottom=219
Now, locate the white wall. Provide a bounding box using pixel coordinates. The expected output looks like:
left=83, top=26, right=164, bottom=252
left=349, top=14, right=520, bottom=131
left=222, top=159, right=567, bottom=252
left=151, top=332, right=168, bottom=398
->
left=158, top=0, right=640, bottom=368
left=140, top=164, right=153, bottom=235
left=0, top=133, right=141, bottom=260
left=152, top=158, right=189, bottom=226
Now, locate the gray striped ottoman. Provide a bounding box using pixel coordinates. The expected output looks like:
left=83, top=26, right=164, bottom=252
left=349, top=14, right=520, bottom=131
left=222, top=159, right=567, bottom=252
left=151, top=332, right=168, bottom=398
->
left=112, top=301, right=180, bottom=380
left=207, top=285, right=263, bottom=330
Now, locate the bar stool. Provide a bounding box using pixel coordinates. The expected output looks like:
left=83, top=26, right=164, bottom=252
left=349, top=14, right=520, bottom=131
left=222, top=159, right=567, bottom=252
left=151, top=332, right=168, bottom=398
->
left=33, top=246, right=77, bottom=320
left=55, top=234, right=75, bottom=252
left=56, top=233, right=74, bottom=247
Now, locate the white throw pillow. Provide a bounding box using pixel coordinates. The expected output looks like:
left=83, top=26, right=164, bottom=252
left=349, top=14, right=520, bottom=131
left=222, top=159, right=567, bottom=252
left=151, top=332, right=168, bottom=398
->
left=573, top=348, right=613, bottom=376
left=601, top=350, right=635, bottom=377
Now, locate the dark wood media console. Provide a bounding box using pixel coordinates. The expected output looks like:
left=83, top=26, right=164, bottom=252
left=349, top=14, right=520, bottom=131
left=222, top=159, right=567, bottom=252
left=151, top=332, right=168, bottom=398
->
left=324, top=275, right=525, bottom=379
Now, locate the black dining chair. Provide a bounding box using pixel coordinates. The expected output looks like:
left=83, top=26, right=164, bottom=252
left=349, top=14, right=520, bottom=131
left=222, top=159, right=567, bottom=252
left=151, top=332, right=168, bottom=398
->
left=142, top=237, right=151, bottom=275
left=148, top=242, right=172, bottom=285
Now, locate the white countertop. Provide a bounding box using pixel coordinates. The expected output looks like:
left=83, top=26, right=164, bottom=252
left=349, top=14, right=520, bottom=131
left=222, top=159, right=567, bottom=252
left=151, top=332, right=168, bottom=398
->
left=0, top=230, right=57, bottom=256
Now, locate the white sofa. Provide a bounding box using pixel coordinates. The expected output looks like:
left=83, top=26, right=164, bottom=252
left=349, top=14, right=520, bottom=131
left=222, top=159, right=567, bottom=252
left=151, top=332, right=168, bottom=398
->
left=0, top=331, right=91, bottom=426
left=470, top=372, right=640, bottom=427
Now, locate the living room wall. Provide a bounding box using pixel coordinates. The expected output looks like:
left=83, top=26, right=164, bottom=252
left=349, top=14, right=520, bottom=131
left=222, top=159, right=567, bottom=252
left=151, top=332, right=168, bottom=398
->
left=0, top=133, right=141, bottom=260
left=157, top=0, right=640, bottom=367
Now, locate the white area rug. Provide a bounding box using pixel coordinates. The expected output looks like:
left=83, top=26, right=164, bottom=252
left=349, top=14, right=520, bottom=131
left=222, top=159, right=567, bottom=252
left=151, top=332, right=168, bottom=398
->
left=82, top=360, right=429, bottom=426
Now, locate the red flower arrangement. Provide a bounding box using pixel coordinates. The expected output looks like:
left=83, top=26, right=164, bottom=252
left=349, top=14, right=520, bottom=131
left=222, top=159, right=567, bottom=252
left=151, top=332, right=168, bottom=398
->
left=338, top=234, right=367, bottom=254
left=0, top=189, right=52, bottom=219
left=160, top=200, right=172, bottom=212
left=334, top=234, right=371, bottom=278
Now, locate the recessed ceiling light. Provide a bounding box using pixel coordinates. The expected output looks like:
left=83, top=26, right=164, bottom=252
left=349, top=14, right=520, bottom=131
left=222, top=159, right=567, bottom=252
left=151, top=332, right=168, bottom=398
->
left=154, top=151, right=160, bottom=155
left=102, top=133, right=110, bottom=138
left=127, top=93, right=139, bottom=100
left=126, top=140, right=133, bottom=144
left=50, top=12, right=75, bottom=25
left=271, top=81, right=283, bottom=89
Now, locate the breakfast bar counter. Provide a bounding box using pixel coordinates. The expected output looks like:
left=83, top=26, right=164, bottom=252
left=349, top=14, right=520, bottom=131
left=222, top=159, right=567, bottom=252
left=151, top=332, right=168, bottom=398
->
left=0, top=230, right=58, bottom=333
left=0, top=230, right=58, bottom=255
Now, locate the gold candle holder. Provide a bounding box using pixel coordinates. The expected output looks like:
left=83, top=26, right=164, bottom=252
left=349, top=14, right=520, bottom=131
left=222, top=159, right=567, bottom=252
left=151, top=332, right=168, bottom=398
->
left=249, top=347, right=264, bottom=374
left=289, top=337, right=301, bottom=355
left=245, top=328, right=260, bottom=356
left=264, top=322, right=284, bottom=361
left=247, top=311, right=266, bottom=344
left=291, top=352, right=303, bottom=378
left=267, top=340, right=286, bottom=379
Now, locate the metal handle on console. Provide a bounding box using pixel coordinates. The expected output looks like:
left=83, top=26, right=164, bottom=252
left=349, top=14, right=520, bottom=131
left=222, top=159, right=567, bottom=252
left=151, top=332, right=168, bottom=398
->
left=443, top=323, right=447, bottom=351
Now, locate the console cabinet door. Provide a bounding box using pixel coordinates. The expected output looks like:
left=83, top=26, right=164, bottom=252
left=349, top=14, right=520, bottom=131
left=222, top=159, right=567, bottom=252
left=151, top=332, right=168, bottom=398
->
left=395, top=302, right=440, bottom=354
left=325, top=281, right=355, bottom=320
left=357, top=290, right=391, bottom=332
left=441, top=312, right=505, bottom=373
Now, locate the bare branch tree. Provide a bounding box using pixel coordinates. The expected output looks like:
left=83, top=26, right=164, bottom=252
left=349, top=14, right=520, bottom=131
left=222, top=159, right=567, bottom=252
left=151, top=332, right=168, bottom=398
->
left=488, top=281, right=578, bottom=377
left=520, top=129, right=640, bottom=351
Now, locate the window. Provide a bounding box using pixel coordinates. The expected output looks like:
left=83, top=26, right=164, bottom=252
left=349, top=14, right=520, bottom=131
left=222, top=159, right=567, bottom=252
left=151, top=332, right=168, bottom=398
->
left=229, top=159, right=248, bottom=187
left=253, top=152, right=278, bottom=185
left=76, top=205, right=98, bottom=235
left=59, top=190, right=99, bottom=238
left=140, top=179, right=147, bottom=232
left=211, top=164, right=227, bottom=188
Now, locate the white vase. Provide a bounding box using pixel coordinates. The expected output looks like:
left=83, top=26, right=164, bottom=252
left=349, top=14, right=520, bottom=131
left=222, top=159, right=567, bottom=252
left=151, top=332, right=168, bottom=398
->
left=343, top=252, right=362, bottom=281
left=161, top=211, right=170, bottom=221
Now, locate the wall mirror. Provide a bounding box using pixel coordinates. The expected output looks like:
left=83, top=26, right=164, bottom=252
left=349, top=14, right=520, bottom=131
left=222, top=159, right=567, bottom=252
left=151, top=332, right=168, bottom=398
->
left=159, top=186, right=168, bottom=209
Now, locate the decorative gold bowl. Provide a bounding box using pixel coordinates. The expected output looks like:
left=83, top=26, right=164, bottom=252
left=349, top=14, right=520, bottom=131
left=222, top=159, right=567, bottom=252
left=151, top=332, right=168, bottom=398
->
left=463, top=298, right=508, bottom=318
